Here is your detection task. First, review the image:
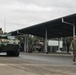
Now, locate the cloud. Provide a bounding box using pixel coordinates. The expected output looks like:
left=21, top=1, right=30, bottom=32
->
left=0, top=0, right=76, bottom=32
left=18, top=0, right=76, bottom=8
left=24, top=4, right=52, bottom=12
left=5, top=3, right=52, bottom=12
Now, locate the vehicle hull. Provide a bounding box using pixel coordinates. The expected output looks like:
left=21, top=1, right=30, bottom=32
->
left=0, top=44, right=19, bottom=52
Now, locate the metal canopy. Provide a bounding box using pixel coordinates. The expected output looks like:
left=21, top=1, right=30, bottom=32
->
left=10, top=13, right=76, bottom=39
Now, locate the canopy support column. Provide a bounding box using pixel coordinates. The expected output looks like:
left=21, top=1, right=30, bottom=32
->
left=24, top=34, right=27, bottom=52
left=45, top=29, right=48, bottom=54
left=26, top=34, right=29, bottom=52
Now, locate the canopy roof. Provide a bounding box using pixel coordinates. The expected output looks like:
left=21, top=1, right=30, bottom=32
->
left=10, top=13, right=76, bottom=39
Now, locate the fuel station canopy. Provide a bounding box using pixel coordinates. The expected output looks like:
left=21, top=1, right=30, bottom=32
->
left=10, top=13, right=76, bottom=39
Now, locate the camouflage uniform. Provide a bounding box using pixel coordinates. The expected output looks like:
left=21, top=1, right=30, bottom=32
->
left=70, top=40, right=76, bottom=62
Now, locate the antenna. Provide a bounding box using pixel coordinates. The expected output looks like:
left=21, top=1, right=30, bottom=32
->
left=4, top=16, right=6, bottom=33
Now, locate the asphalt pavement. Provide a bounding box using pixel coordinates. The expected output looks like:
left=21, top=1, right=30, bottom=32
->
left=0, top=52, right=76, bottom=75
left=20, top=52, right=73, bottom=65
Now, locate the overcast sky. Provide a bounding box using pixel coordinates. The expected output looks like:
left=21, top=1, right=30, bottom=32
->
left=0, top=0, right=76, bottom=32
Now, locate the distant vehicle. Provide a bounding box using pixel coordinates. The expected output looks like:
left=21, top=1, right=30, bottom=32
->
left=0, top=34, right=20, bottom=56
left=33, top=41, right=44, bottom=52
left=35, top=44, right=43, bottom=52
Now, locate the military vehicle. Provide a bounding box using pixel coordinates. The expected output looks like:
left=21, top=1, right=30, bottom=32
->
left=0, top=34, right=20, bottom=56
left=33, top=41, right=44, bottom=52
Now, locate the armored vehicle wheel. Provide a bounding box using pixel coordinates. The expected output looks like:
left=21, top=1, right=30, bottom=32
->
left=7, top=51, right=12, bottom=56
left=14, top=51, right=19, bottom=57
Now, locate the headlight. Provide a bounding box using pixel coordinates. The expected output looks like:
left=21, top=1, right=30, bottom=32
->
left=1, top=39, right=9, bottom=43
left=1, top=39, right=5, bottom=42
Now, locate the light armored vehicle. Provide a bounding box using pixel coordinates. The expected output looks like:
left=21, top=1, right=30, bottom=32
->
left=0, top=34, right=20, bottom=56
